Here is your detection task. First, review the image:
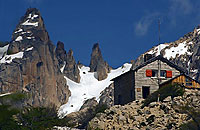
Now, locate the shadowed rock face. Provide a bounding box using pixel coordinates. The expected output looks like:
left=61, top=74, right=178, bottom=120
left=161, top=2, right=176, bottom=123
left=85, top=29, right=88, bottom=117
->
left=0, top=8, right=71, bottom=108
left=55, top=42, right=80, bottom=83
left=89, top=43, right=111, bottom=81
left=56, top=41, right=66, bottom=66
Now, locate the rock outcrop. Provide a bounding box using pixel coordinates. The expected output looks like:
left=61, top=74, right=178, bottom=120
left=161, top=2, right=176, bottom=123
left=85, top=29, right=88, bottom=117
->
left=0, top=8, right=70, bottom=108
left=55, top=41, right=67, bottom=67
left=88, top=89, right=200, bottom=130
left=55, top=41, right=80, bottom=83
left=64, top=98, right=98, bottom=129
left=89, top=43, right=111, bottom=81
left=99, top=83, right=114, bottom=108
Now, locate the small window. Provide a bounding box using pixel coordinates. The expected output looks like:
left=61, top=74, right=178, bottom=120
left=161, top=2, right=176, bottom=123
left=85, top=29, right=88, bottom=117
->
left=160, top=70, right=166, bottom=77
left=152, top=70, right=158, bottom=77
left=185, top=78, right=192, bottom=86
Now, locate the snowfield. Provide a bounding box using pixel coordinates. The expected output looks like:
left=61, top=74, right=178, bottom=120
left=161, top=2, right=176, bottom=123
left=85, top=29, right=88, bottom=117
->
left=164, top=41, right=192, bottom=59
left=147, top=41, right=193, bottom=60
left=58, top=63, right=132, bottom=117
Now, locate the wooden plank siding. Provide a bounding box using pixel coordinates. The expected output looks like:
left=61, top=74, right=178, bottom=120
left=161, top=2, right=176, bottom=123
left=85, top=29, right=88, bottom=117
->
left=134, top=60, right=181, bottom=100
left=161, top=75, right=200, bottom=89
left=114, top=70, right=135, bottom=105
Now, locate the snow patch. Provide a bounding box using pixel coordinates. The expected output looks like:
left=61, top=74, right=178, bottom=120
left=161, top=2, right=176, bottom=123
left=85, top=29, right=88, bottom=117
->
left=27, top=14, right=38, bottom=20
left=0, top=44, right=9, bottom=59
left=60, top=62, right=66, bottom=73
left=164, top=41, right=192, bottom=59
left=27, top=37, right=35, bottom=40
left=15, top=36, right=23, bottom=42
left=147, top=43, right=169, bottom=56
left=26, top=47, right=33, bottom=51
left=0, top=52, right=24, bottom=64
left=58, top=63, right=132, bottom=117
left=22, top=20, right=38, bottom=27
left=14, top=29, right=23, bottom=33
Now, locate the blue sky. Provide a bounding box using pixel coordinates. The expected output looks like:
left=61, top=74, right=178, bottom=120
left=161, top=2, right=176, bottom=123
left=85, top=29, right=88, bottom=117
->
left=1, top=0, right=200, bottom=68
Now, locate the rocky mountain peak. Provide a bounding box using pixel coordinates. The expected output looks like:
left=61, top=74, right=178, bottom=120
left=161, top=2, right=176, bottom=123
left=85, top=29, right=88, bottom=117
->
left=9, top=8, right=49, bottom=54
left=89, top=43, right=111, bottom=81
left=0, top=8, right=71, bottom=108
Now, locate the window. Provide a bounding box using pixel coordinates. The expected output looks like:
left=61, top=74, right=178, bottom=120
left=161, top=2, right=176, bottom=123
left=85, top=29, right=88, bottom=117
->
left=146, top=69, right=172, bottom=78
left=185, top=78, right=192, bottom=86
left=152, top=70, right=158, bottom=77
left=160, top=70, right=166, bottom=77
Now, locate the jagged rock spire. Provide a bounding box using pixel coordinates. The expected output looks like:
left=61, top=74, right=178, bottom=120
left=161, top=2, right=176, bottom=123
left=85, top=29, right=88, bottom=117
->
left=89, top=43, right=111, bottom=81
left=55, top=41, right=80, bottom=83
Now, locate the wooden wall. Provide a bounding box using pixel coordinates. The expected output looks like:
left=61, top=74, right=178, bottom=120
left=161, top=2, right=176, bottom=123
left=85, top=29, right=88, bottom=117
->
left=114, top=71, right=135, bottom=105
left=134, top=60, right=181, bottom=100
left=166, top=75, right=200, bottom=88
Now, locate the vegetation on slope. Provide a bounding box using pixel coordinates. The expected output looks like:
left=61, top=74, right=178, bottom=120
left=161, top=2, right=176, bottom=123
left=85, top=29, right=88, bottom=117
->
left=142, top=83, right=185, bottom=108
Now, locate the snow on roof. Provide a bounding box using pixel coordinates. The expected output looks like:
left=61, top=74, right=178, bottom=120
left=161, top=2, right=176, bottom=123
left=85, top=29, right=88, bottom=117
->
left=164, top=41, right=192, bottom=59
left=0, top=44, right=9, bottom=59
left=0, top=51, right=24, bottom=64
left=22, top=19, right=38, bottom=27
left=15, top=36, right=23, bottom=42
left=58, top=63, right=132, bottom=117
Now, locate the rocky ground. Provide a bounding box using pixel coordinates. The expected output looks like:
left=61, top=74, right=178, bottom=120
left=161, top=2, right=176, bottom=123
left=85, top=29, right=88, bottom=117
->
left=88, top=89, right=200, bottom=130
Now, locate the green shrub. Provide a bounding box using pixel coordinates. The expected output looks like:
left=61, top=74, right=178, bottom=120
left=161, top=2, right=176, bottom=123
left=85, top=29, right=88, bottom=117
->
left=17, top=106, right=60, bottom=129
left=142, top=83, right=185, bottom=108
left=0, top=105, right=20, bottom=130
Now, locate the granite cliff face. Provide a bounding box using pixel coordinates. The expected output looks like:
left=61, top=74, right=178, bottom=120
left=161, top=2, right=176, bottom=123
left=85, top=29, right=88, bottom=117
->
left=0, top=8, right=70, bottom=108
left=89, top=43, right=111, bottom=81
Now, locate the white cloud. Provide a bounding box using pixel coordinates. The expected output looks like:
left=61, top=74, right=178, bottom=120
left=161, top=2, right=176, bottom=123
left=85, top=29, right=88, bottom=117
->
left=134, top=13, right=160, bottom=36
left=168, top=0, right=193, bottom=26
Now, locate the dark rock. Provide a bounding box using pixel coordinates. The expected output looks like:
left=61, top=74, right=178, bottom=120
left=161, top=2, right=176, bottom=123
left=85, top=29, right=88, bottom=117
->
left=55, top=41, right=80, bottom=83
left=99, top=83, right=114, bottom=108
left=55, top=41, right=66, bottom=66
left=66, top=98, right=98, bottom=129
left=147, top=115, right=155, bottom=124
left=63, top=49, right=80, bottom=83
left=89, top=43, right=111, bottom=81
left=80, top=97, right=97, bottom=110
